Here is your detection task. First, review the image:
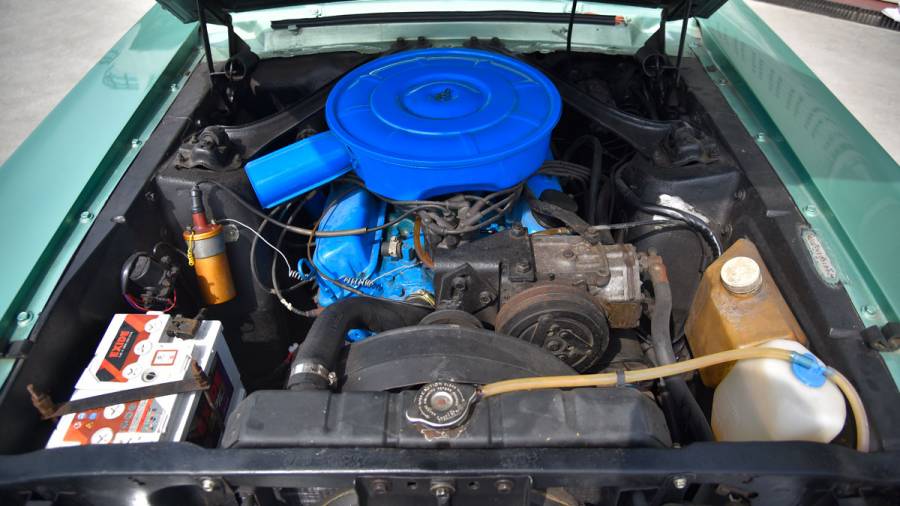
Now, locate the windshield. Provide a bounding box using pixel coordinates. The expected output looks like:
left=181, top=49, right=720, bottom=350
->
left=207, top=0, right=667, bottom=58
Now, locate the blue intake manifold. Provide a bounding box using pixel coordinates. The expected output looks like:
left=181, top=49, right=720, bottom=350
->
left=309, top=175, right=561, bottom=340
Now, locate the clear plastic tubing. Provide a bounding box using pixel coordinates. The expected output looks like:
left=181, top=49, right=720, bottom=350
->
left=479, top=346, right=871, bottom=452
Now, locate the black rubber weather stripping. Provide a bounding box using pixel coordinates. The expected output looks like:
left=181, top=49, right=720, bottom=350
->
left=272, top=11, right=622, bottom=30
left=755, top=0, right=900, bottom=32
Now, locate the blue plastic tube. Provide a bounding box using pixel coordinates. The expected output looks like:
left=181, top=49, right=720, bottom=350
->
left=245, top=131, right=352, bottom=208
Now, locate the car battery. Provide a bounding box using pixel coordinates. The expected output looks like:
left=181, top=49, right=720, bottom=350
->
left=47, top=313, right=243, bottom=448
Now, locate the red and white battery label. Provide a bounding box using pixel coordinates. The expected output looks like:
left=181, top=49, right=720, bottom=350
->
left=95, top=314, right=158, bottom=383
left=78, top=327, right=194, bottom=392
left=151, top=349, right=179, bottom=366
left=59, top=398, right=171, bottom=446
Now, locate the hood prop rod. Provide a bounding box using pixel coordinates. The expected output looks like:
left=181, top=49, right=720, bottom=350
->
left=195, top=0, right=257, bottom=103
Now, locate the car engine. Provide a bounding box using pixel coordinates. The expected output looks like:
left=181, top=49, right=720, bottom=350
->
left=213, top=48, right=679, bottom=447
left=1, top=35, right=888, bottom=506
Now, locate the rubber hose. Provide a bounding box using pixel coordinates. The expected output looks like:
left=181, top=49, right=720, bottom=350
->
left=647, top=257, right=676, bottom=366
left=647, top=256, right=714, bottom=442
left=479, top=346, right=871, bottom=452
left=286, top=298, right=431, bottom=390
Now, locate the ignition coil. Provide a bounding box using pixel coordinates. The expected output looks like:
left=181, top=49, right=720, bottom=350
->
left=184, top=186, right=237, bottom=305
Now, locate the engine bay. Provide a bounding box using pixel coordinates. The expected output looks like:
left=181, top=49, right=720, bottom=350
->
left=1, top=36, right=896, bottom=505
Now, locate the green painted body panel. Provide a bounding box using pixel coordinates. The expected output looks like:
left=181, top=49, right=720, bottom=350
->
left=0, top=7, right=199, bottom=385
left=696, top=0, right=899, bottom=387
left=697, top=0, right=899, bottom=327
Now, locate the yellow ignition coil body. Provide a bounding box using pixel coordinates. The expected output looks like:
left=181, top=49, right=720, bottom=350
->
left=184, top=224, right=236, bottom=305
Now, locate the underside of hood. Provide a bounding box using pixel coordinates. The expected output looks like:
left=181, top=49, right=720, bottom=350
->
left=157, top=0, right=726, bottom=24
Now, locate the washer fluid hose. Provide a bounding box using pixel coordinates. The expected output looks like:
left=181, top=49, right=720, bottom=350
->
left=479, top=346, right=871, bottom=452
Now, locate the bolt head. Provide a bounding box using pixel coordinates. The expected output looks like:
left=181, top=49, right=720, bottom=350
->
left=803, top=205, right=818, bottom=217
left=131, top=138, right=143, bottom=148
left=479, top=291, right=493, bottom=304
left=672, top=476, right=688, bottom=490
left=514, top=260, right=531, bottom=273
left=200, top=478, right=216, bottom=492
left=495, top=479, right=513, bottom=493
left=371, top=480, right=389, bottom=495
left=15, top=311, right=33, bottom=326
left=863, top=305, right=878, bottom=316
left=510, top=223, right=526, bottom=237
left=79, top=211, right=94, bottom=223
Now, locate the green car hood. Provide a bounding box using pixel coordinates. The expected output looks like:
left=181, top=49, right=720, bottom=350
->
left=156, top=0, right=724, bottom=22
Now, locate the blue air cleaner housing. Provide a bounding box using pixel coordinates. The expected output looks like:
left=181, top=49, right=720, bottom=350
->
left=245, top=48, right=561, bottom=207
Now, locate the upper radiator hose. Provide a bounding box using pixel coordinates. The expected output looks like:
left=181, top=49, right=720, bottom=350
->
left=287, top=298, right=431, bottom=390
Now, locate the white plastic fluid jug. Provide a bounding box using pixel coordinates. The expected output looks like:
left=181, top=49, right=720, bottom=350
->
left=711, top=339, right=846, bottom=443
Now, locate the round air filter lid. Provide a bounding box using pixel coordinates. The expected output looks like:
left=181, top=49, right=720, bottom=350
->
left=326, top=48, right=561, bottom=167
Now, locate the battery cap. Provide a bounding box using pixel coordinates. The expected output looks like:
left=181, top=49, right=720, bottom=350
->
left=720, top=256, right=762, bottom=294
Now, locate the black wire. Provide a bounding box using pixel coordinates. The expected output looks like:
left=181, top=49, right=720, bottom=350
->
left=561, top=136, right=605, bottom=225
left=566, top=0, right=578, bottom=55
left=152, top=242, right=188, bottom=260
left=249, top=204, right=286, bottom=293
left=271, top=203, right=316, bottom=296
left=405, top=181, right=524, bottom=237
left=674, top=0, right=694, bottom=85
left=419, top=184, right=524, bottom=235
left=305, top=206, right=434, bottom=308
left=607, top=157, right=631, bottom=224
left=590, top=218, right=681, bottom=230
left=541, top=160, right=592, bottom=177
left=613, top=167, right=723, bottom=257
left=120, top=251, right=150, bottom=301
left=626, top=222, right=709, bottom=273
left=194, top=180, right=434, bottom=238
left=247, top=202, right=313, bottom=295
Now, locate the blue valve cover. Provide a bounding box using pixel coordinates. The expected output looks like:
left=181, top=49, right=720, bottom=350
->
left=246, top=48, right=561, bottom=206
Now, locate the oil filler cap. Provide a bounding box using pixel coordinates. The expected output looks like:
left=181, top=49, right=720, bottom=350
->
left=720, top=256, right=762, bottom=294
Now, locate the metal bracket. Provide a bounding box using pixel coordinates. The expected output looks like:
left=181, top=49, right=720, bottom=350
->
left=862, top=323, right=900, bottom=352
left=434, top=264, right=498, bottom=314
left=357, top=476, right=530, bottom=506
left=28, top=360, right=210, bottom=420
left=163, top=315, right=203, bottom=340
left=176, top=83, right=329, bottom=170
left=0, top=339, right=32, bottom=360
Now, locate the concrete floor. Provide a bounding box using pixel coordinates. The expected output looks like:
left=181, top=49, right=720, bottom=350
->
left=746, top=0, right=900, bottom=164
left=0, top=0, right=155, bottom=166
left=0, top=0, right=897, bottom=165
